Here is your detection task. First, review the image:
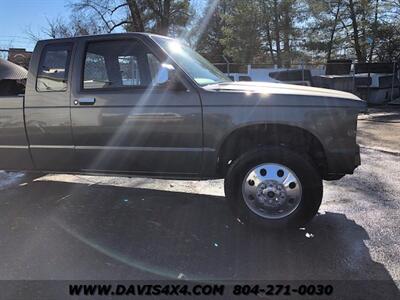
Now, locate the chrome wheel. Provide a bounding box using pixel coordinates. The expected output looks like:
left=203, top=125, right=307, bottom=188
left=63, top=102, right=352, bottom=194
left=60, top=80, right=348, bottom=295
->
left=242, top=163, right=302, bottom=219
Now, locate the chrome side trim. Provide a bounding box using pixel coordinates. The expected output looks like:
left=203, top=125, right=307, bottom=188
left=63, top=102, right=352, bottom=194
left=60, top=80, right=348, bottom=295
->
left=75, top=146, right=211, bottom=152
left=0, top=145, right=29, bottom=149
left=30, top=145, right=75, bottom=149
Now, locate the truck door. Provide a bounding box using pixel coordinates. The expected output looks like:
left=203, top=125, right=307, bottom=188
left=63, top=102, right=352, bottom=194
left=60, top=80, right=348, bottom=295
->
left=25, top=42, right=75, bottom=171
left=70, top=37, right=203, bottom=175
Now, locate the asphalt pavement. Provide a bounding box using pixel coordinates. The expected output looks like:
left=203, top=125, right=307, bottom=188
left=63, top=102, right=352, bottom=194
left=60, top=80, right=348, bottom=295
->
left=358, top=106, right=400, bottom=153
left=0, top=146, right=398, bottom=299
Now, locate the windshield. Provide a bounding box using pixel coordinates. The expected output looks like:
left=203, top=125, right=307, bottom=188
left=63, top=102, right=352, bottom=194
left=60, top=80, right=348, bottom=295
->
left=151, top=36, right=231, bottom=86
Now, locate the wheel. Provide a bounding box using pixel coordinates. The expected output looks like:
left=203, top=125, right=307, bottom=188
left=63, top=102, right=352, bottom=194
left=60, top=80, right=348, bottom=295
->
left=224, top=146, right=323, bottom=229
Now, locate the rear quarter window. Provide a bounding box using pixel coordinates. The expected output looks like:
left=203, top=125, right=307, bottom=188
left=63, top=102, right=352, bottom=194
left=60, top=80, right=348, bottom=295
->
left=36, top=43, right=72, bottom=92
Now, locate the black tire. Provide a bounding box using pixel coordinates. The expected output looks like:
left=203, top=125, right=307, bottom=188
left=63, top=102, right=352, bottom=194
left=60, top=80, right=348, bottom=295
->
left=224, top=146, right=323, bottom=229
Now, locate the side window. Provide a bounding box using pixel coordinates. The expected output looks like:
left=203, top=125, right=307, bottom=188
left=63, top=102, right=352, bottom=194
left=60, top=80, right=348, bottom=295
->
left=82, top=39, right=167, bottom=90
left=147, top=53, right=169, bottom=85
left=118, top=55, right=141, bottom=86
left=36, top=44, right=72, bottom=92
left=84, top=53, right=109, bottom=89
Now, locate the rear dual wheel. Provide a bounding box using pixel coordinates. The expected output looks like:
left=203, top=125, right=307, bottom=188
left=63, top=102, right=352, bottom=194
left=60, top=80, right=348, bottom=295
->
left=224, top=146, right=323, bottom=229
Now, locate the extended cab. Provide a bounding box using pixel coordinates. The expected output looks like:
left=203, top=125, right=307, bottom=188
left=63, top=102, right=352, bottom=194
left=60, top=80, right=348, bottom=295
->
left=0, top=33, right=366, bottom=228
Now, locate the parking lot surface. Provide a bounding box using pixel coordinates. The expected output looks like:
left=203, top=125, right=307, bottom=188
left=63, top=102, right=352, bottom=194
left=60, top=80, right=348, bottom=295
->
left=0, top=146, right=399, bottom=299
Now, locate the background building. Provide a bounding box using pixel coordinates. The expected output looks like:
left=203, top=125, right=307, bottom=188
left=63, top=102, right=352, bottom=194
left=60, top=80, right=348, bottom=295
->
left=7, top=48, right=32, bottom=69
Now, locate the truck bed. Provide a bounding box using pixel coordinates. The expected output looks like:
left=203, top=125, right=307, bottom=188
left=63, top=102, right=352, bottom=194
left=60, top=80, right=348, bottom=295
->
left=0, top=95, right=34, bottom=170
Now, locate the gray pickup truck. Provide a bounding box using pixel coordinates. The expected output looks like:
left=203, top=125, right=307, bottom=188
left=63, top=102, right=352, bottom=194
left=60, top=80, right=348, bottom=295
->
left=0, top=33, right=366, bottom=229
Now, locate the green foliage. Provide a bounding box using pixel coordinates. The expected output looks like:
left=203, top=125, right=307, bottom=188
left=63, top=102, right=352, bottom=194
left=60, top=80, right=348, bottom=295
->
left=197, top=0, right=309, bottom=66
left=41, top=0, right=400, bottom=64
left=220, top=0, right=263, bottom=63
left=126, top=0, right=191, bottom=35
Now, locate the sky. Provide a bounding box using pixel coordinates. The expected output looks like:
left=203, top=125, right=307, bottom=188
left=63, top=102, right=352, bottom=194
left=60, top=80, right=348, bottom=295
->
left=0, top=0, right=206, bottom=52
left=0, top=0, right=69, bottom=50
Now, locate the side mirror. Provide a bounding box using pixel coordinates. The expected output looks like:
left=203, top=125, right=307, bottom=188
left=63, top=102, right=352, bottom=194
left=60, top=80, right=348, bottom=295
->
left=156, top=64, right=187, bottom=91
left=165, top=75, right=187, bottom=91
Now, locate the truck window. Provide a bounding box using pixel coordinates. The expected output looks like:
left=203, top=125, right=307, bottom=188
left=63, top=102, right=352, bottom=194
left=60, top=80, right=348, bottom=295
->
left=82, top=40, right=163, bottom=90
left=36, top=44, right=72, bottom=92
left=83, top=53, right=109, bottom=89
left=147, top=53, right=168, bottom=85
left=118, top=55, right=141, bottom=86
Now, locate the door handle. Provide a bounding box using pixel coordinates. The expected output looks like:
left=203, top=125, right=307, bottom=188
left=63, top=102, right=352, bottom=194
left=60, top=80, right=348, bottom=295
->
left=74, top=98, right=96, bottom=105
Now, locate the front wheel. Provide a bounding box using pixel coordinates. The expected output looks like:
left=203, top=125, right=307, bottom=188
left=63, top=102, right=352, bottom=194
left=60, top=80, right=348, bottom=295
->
left=224, top=146, right=323, bottom=229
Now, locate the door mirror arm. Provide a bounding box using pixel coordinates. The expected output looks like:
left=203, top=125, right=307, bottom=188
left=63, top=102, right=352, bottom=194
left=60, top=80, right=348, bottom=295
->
left=168, top=78, right=188, bottom=91
left=157, top=77, right=187, bottom=91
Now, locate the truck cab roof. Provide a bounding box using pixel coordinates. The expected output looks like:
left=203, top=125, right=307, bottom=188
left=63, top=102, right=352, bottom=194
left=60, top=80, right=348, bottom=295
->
left=37, top=32, right=170, bottom=44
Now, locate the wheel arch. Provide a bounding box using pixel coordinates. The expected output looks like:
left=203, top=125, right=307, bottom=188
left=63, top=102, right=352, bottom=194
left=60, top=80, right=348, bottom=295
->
left=216, top=122, right=328, bottom=178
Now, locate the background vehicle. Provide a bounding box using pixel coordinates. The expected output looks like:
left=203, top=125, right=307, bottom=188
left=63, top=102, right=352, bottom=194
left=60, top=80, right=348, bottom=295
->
left=0, top=33, right=366, bottom=228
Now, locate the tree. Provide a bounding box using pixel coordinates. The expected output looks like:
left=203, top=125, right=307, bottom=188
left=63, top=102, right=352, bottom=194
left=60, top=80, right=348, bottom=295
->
left=70, top=0, right=137, bottom=33
left=259, top=0, right=276, bottom=64
left=26, top=14, right=106, bottom=40
left=348, top=0, right=365, bottom=62
left=305, top=0, right=347, bottom=61
left=195, top=0, right=228, bottom=62
left=258, top=0, right=305, bottom=66
left=71, top=0, right=191, bottom=36
left=143, top=0, right=191, bottom=35
left=220, top=0, right=263, bottom=64
left=305, top=0, right=392, bottom=63
left=373, top=24, right=400, bottom=61
left=327, top=0, right=343, bottom=60
left=272, top=0, right=282, bottom=66
left=197, top=0, right=304, bottom=66
left=368, top=0, right=379, bottom=62
left=30, top=0, right=400, bottom=65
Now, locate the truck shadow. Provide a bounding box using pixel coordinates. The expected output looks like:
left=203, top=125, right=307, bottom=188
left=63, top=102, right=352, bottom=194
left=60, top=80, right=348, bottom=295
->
left=0, top=179, right=398, bottom=299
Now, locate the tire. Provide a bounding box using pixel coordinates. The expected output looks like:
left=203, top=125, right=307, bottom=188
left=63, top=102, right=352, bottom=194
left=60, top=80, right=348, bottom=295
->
left=224, top=146, right=323, bottom=229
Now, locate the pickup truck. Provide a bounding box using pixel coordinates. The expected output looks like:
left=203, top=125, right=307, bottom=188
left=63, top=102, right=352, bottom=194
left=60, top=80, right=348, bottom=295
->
left=0, top=33, right=366, bottom=229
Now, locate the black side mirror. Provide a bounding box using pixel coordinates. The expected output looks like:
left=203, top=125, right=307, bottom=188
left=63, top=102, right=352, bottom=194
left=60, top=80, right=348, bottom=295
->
left=165, top=75, right=187, bottom=91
